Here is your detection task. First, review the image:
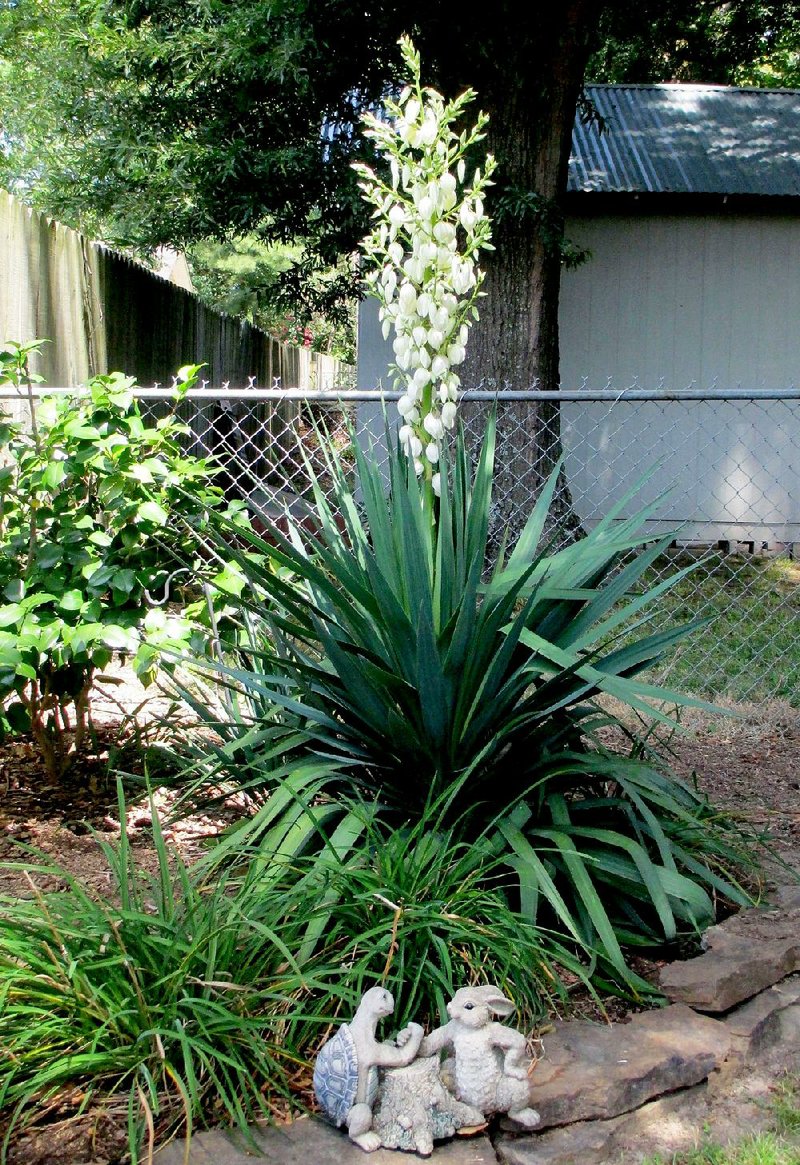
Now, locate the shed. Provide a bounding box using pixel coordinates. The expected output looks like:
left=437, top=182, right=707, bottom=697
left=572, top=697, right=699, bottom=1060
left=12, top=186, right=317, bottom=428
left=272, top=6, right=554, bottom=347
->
left=558, top=84, right=800, bottom=545
left=562, top=83, right=800, bottom=390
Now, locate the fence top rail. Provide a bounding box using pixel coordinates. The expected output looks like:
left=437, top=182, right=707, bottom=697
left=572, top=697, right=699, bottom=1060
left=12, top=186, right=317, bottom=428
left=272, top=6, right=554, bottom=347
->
left=1, top=386, right=799, bottom=403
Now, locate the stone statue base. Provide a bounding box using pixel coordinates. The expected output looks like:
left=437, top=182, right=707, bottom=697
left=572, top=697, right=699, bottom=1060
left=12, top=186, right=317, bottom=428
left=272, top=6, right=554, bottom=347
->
left=373, top=1055, right=486, bottom=1156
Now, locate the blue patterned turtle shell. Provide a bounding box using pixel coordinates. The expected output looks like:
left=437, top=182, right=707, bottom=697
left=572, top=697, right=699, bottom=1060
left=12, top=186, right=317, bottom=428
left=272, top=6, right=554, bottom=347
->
left=313, top=1023, right=378, bottom=1127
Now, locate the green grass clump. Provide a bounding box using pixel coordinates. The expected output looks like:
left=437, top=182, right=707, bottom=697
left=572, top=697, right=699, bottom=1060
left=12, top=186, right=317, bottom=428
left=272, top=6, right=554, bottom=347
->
left=772, top=1075, right=800, bottom=1139
left=233, top=790, right=600, bottom=1032
left=0, top=784, right=591, bottom=1161
left=0, top=789, right=317, bottom=1163
left=645, top=1135, right=800, bottom=1165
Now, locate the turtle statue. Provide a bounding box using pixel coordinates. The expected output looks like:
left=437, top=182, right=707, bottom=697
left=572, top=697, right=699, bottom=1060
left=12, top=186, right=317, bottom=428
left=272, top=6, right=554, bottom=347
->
left=313, top=985, right=424, bottom=1152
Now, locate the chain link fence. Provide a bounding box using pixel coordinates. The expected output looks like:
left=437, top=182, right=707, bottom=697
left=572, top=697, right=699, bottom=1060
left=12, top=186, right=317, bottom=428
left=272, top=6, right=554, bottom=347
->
left=4, top=384, right=799, bottom=705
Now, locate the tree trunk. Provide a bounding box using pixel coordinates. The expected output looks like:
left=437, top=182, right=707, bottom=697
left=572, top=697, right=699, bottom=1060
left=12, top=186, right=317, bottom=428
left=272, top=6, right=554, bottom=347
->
left=450, top=1, right=602, bottom=542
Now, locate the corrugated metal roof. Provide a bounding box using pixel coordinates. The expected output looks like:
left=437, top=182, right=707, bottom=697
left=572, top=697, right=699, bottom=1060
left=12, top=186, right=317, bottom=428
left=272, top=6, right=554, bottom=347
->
left=569, top=84, right=800, bottom=197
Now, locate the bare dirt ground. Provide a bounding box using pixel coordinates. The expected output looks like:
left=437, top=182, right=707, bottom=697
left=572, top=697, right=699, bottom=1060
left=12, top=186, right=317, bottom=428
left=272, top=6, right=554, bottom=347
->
left=0, top=667, right=221, bottom=899
left=1, top=672, right=797, bottom=893
left=651, top=696, right=800, bottom=871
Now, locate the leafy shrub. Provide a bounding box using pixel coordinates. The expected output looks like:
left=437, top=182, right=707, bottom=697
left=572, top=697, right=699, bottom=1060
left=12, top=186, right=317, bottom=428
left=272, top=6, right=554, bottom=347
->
left=0, top=340, right=250, bottom=779
left=182, top=414, right=754, bottom=988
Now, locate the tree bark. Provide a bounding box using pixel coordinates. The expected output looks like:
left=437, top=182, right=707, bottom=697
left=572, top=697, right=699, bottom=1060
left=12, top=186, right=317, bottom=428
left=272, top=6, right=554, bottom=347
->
left=434, top=1, right=603, bottom=541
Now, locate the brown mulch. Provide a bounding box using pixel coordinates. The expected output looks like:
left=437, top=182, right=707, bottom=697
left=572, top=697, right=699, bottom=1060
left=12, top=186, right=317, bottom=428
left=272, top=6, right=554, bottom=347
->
left=0, top=673, right=799, bottom=1165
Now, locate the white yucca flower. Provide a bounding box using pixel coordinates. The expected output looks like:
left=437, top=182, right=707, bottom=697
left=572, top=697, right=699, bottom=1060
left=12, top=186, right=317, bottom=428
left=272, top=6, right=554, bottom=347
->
left=353, top=35, right=495, bottom=496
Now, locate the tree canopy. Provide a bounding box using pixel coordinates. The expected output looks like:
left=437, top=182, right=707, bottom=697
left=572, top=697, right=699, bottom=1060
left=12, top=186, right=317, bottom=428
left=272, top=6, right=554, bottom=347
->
left=1, top=1, right=797, bottom=374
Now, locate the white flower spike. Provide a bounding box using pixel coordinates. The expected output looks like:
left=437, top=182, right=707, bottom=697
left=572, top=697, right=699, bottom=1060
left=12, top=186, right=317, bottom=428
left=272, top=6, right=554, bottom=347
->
left=352, top=35, right=495, bottom=496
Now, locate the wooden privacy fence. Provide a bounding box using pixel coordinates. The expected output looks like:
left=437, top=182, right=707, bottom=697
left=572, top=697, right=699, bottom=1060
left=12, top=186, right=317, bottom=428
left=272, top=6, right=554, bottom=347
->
left=0, top=189, right=351, bottom=391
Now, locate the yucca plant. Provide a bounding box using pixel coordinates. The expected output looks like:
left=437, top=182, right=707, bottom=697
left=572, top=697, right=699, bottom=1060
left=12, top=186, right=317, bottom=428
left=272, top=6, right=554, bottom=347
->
left=176, top=414, right=754, bottom=987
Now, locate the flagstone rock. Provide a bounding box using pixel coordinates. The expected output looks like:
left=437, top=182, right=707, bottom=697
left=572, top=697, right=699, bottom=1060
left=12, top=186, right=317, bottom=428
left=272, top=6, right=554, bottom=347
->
left=723, top=974, right=800, bottom=1055
left=771, top=882, right=800, bottom=910
left=496, top=1086, right=710, bottom=1165
left=659, top=906, right=800, bottom=1012
left=523, top=1004, right=730, bottom=1130
left=153, top=1117, right=496, bottom=1164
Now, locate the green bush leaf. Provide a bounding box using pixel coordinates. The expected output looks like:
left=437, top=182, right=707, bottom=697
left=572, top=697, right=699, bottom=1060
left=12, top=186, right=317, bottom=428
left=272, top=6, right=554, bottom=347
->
left=137, top=500, right=169, bottom=525
left=59, top=589, right=85, bottom=612
left=42, top=461, right=67, bottom=489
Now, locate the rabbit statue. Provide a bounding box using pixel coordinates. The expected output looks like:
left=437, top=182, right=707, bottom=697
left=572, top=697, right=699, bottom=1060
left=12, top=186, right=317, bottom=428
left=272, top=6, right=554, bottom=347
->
left=417, top=984, right=540, bottom=1129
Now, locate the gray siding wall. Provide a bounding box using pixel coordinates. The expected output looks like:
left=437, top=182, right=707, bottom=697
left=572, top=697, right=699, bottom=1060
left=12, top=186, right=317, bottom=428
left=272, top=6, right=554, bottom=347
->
left=557, top=213, right=800, bottom=541
left=559, top=213, right=800, bottom=390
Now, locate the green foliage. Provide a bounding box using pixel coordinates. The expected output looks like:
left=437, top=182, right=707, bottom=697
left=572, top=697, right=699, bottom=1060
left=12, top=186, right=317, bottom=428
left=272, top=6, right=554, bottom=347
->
left=249, top=791, right=595, bottom=1032
left=771, top=1074, right=800, bottom=1138
left=180, top=415, right=754, bottom=987
left=643, top=1131, right=800, bottom=1165
left=0, top=780, right=596, bottom=1161
left=0, top=341, right=250, bottom=780
left=589, top=1, right=800, bottom=85
left=0, top=789, right=316, bottom=1163
left=188, top=237, right=357, bottom=361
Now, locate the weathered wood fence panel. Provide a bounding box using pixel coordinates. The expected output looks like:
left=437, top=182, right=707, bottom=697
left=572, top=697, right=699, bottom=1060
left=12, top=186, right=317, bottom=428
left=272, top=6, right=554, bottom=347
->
left=0, top=190, right=351, bottom=392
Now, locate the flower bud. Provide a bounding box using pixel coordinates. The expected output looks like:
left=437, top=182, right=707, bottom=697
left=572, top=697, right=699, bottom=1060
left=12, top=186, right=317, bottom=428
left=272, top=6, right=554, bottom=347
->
left=441, top=401, right=457, bottom=429
left=425, top=441, right=440, bottom=464
left=413, top=458, right=424, bottom=476
left=389, top=205, right=405, bottom=228
left=423, top=412, right=444, bottom=439
left=405, top=98, right=420, bottom=122
left=427, top=328, right=444, bottom=350
left=439, top=172, right=457, bottom=210
left=412, top=326, right=427, bottom=346
left=398, top=423, right=413, bottom=445
left=434, top=306, right=451, bottom=332
left=433, top=221, right=456, bottom=246
left=397, top=395, right=416, bottom=418
left=417, top=292, right=432, bottom=318
left=417, top=115, right=437, bottom=146
left=410, top=435, right=423, bottom=459
left=431, top=354, right=449, bottom=379
left=413, top=366, right=431, bottom=389
left=431, top=472, right=442, bottom=497
left=447, top=343, right=466, bottom=366
left=418, top=196, right=434, bottom=221
left=459, top=204, right=477, bottom=230
left=388, top=242, right=403, bottom=265
left=398, top=283, right=417, bottom=314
